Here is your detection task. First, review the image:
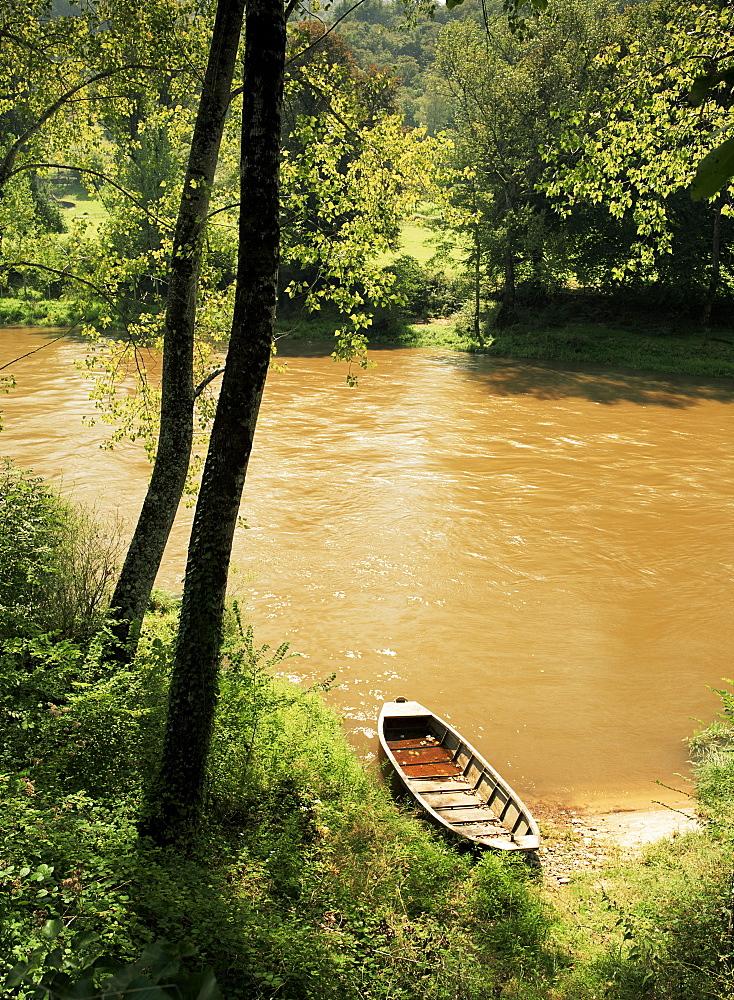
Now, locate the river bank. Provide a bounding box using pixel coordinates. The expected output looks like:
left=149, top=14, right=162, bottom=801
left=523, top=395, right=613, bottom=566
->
left=411, top=323, right=734, bottom=378
left=5, top=294, right=734, bottom=379
left=374, top=318, right=734, bottom=379
left=535, top=801, right=700, bottom=886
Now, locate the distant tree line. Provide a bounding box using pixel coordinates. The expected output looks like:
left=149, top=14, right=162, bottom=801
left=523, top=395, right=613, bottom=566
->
left=331, top=0, right=734, bottom=329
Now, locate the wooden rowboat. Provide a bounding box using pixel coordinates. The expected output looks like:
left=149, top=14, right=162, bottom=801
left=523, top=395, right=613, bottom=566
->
left=378, top=699, right=540, bottom=852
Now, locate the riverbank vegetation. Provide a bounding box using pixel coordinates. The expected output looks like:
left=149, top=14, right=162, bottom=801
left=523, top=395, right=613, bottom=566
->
left=2, top=463, right=734, bottom=999
left=2, top=0, right=734, bottom=995
left=2, top=0, right=733, bottom=384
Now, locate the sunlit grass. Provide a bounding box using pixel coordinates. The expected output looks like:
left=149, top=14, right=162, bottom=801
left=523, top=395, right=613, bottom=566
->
left=51, top=176, right=108, bottom=233
left=376, top=216, right=465, bottom=271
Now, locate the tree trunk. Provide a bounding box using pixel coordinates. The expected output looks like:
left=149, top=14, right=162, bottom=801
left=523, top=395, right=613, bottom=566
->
left=139, top=0, right=286, bottom=845
left=702, top=193, right=724, bottom=328
left=473, top=221, right=484, bottom=347
left=496, top=239, right=516, bottom=328
left=106, top=0, right=245, bottom=662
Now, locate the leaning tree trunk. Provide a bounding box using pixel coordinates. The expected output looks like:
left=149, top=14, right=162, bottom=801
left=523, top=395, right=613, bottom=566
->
left=139, top=0, right=287, bottom=845
left=106, top=0, right=245, bottom=662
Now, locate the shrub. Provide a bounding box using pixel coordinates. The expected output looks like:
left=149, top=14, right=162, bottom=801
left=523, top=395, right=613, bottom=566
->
left=0, top=461, right=122, bottom=641
left=691, top=681, right=734, bottom=828
left=386, top=255, right=464, bottom=319
left=466, top=853, right=553, bottom=971
left=0, top=461, right=64, bottom=629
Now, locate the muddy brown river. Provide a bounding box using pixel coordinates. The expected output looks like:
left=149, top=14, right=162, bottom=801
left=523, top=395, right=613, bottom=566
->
left=2, top=327, right=733, bottom=810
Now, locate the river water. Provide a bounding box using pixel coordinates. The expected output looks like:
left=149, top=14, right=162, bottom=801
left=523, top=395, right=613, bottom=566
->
left=2, top=327, right=733, bottom=810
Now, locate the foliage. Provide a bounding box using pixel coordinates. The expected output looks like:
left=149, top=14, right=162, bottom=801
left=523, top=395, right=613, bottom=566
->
left=327, top=0, right=467, bottom=130
left=544, top=1, right=734, bottom=287
left=383, top=254, right=464, bottom=318
left=6, top=926, right=221, bottom=1000
left=432, top=0, right=620, bottom=325
left=0, top=460, right=121, bottom=641
left=691, top=681, right=734, bottom=829
left=281, top=31, right=443, bottom=376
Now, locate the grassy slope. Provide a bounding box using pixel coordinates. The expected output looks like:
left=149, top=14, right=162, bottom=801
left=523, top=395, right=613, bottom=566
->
left=399, top=320, right=734, bottom=379
left=53, top=176, right=109, bottom=232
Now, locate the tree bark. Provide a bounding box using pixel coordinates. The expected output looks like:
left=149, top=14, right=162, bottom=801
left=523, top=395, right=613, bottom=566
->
left=702, top=193, right=724, bottom=329
left=472, top=220, right=484, bottom=347
left=106, top=0, right=245, bottom=661
left=139, top=0, right=287, bottom=844
left=496, top=239, right=516, bottom=328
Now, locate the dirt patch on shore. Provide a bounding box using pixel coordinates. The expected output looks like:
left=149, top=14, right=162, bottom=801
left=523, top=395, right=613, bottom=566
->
left=533, top=801, right=699, bottom=886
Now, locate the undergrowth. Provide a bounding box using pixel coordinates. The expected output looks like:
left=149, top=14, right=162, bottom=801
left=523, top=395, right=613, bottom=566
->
left=0, top=297, right=104, bottom=327
left=3, top=460, right=734, bottom=999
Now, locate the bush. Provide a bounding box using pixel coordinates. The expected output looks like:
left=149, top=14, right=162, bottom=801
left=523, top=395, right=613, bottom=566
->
left=691, top=682, right=734, bottom=828
left=0, top=461, right=121, bottom=641
left=385, top=255, right=464, bottom=319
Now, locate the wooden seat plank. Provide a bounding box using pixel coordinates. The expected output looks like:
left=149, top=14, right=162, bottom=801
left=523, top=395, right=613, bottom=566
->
left=406, top=777, right=472, bottom=793
left=445, top=807, right=502, bottom=824
left=422, top=791, right=481, bottom=809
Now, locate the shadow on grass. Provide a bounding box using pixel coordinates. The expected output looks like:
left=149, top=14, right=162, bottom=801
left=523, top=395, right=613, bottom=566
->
left=458, top=355, right=734, bottom=409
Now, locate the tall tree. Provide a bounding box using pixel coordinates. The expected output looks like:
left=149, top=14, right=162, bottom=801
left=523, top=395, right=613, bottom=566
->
left=433, top=0, right=616, bottom=323
left=544, top=0, right=734, bottom=319
left=105, top=0, right=245, bottom=660
left=140, top=0, right=287, bottom=845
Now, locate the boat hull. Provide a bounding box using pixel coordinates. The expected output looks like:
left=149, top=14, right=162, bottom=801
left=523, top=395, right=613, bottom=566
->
left=378, top=700, right=540, bottom=852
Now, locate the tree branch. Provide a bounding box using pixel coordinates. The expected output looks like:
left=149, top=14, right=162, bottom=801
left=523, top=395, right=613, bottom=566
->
left=0, top=63, right=154, bottom=188
left=0, top=334, right=71, bottom=372
left=193, top=367, right=226, bottom=398
left=6, top=163, right=175, bottom=231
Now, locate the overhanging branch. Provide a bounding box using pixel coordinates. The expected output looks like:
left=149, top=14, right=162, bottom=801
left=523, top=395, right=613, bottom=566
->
left=6, top=163, right=175, bottom=231
left=193, top=367, right=226, bottom=398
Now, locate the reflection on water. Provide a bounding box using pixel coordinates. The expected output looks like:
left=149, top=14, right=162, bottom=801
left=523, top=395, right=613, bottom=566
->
left=2, top=327, right=733, bottom=809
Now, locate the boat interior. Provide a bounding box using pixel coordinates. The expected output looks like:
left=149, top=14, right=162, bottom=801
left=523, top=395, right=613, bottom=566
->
left=383, top=713, right=536, bottom=848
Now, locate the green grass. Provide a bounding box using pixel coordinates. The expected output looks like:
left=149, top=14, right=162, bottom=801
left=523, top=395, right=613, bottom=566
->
left=485, top=321, right=734, bottom=378
left=376, top=216, right=466, bottom=271
left=0, top=296, right=104, bottom=326
left=374, top=317, right=734, bottom=379
left=397, top=222, right=443, bottom=264
left=51, top=176, right=109, bottom=233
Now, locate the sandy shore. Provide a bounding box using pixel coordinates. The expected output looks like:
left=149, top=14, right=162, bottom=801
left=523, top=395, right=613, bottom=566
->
left=533, top=800, right=700, bottom=884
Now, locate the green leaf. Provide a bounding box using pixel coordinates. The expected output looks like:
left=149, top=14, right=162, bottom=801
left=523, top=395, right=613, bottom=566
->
left=184, top=968, right=222, bottom=1000
left=690, top=136, right=734, bottom=201
left=5, top=961, right=32, bottom=989
left=689, top=73, right=720, bottom=106
left=61, top=976, right=98, bottom=998
left=689, top=68, right=734, bottom=106
left=41, top=919, right=64, bottom=942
